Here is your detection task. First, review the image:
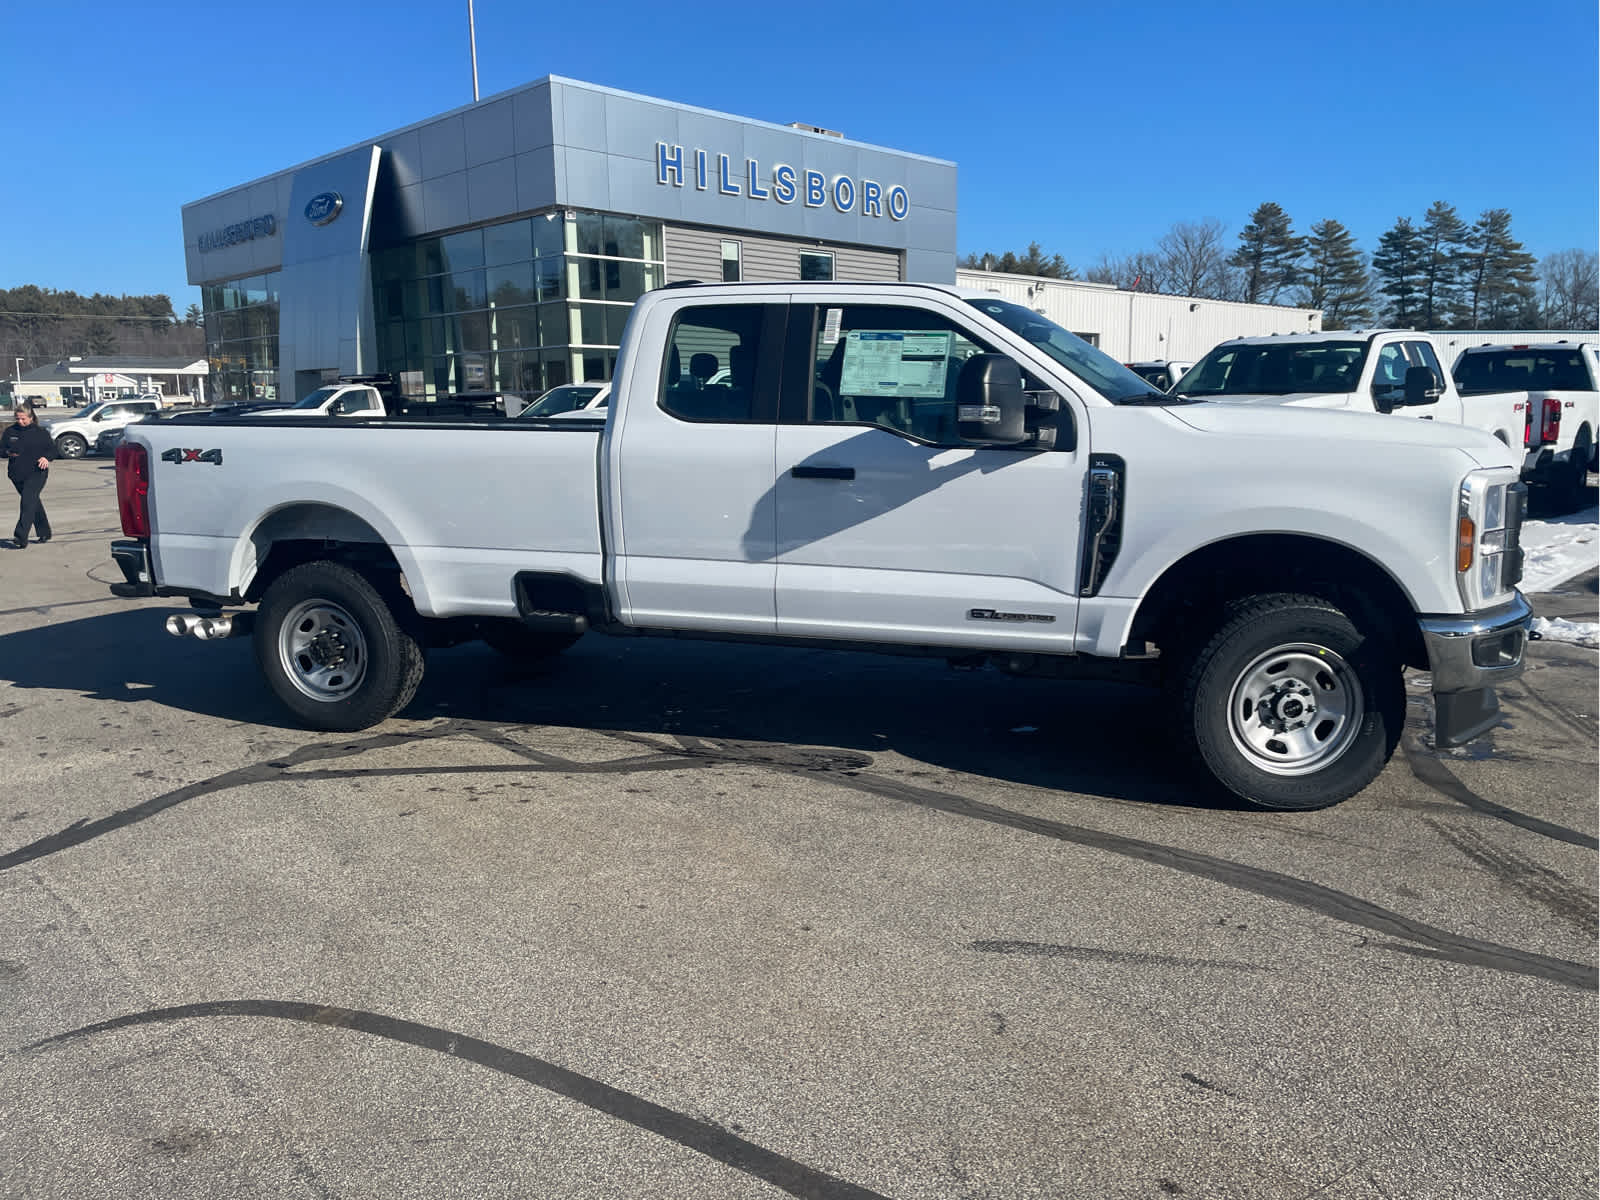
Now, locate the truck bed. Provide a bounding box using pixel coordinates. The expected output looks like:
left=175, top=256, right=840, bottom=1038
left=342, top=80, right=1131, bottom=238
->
left=131, top=416, right=607, bottom=617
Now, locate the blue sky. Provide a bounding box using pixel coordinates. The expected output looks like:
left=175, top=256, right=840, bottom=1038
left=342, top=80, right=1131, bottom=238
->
left=2, top=0, right=1595, bottom=311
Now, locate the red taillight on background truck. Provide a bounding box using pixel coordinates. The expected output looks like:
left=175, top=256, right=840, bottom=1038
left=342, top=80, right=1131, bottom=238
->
left=1539, top=396, right=1562, bottom=446
left=114, top=442, right=150, bottom=537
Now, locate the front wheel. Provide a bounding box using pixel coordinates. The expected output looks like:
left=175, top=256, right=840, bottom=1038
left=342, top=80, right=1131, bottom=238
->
left=54, top=433, right=87, bottom=459
left=1173, top=593, right=1403, bottom=810
left=254, top=561, right=424, bottom=731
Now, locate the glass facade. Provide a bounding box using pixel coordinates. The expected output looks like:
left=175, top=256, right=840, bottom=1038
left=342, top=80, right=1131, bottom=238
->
left=201, top=272, right=281, bottom=403
left=372, top=209, right=664, bottom=401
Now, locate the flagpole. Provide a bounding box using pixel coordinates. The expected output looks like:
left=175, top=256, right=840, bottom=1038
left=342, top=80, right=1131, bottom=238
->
left=468, top=0, right=480, bottom=101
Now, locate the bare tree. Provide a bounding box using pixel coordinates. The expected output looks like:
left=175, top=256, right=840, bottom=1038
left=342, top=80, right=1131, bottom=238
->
left=1085, top=251, right=1164, bottom=292
left=1540, top=249, right=1599, bottom=329
left=1157, top=219, right=1231, bottom=299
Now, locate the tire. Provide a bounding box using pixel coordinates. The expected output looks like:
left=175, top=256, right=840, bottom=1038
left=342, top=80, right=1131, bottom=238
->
left=54, top=433, right=87, bottom=459
left=253, top=561, right=425, bottom=731
left=480, top=621, right=581, bottom=659
left=1172, top=593, right=1403, bottom=811
left=1550, top=434, right=1592, bottom=514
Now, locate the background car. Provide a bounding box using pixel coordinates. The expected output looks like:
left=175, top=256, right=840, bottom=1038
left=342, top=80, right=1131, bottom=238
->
left=1125, top=360, right=1195, bottom=391
left=517, top=383, right=607, bottom=418
left=42, top=398, right=163, bottom=458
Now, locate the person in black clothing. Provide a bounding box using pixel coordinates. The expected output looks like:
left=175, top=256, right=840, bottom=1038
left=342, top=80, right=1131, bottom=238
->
left=2, top=404, right=54, bottom=548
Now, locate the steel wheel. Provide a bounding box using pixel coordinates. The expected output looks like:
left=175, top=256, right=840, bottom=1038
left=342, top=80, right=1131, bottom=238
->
left=1225, top=641, right=1363, bottom=777
left=277, top=599, right=369, bottom=702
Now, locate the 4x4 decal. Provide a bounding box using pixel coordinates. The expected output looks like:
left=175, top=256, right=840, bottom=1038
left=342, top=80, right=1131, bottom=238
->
left=160, top=447, right=223, bottom=466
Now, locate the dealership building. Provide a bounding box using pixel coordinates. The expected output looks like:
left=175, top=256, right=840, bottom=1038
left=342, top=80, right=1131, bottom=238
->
left=183, top=76, right=957, bottom=404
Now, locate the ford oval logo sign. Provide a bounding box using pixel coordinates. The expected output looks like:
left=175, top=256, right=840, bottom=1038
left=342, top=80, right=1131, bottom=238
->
left=305, top=191, right=344, bottom=226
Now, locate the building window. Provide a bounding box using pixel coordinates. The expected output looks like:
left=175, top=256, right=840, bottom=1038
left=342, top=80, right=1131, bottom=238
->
left=370, top=208, right=663, bottom=398
left=799, top=251, right=834, bottom=282
left=721, top=240, right=741, bottom=282
left=202, top=271, right=280, bottom=403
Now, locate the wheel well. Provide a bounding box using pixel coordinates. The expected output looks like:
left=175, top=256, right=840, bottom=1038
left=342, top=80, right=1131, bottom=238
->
left=242, top=504, right=403, bottom=603
left=1129, top=534, right=1427, bottom=670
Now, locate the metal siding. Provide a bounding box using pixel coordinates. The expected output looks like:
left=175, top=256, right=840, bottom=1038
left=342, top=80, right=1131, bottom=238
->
left=665, top=225, right=899, bottom=284
left=956, top=270, right=1323, bottom=360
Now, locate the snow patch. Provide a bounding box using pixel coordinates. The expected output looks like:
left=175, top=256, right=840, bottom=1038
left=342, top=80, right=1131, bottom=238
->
left=1530, top=616, right=1600, bottom=650
left=1520, top=501, right=1598, bottom=593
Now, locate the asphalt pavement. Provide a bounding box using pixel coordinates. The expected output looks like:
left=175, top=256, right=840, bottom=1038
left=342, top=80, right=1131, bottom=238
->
left=0, top=459, right=1595, bottom=1200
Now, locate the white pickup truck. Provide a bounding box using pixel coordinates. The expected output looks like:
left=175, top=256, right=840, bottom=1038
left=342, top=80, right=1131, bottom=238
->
left=1450, top=340, right=1598, bottom=510
left=250, top=378, right=391, bottom=419
left=107, top=282, right=1533, bottom=811
left=1174, top=329, right=1524, bottom=447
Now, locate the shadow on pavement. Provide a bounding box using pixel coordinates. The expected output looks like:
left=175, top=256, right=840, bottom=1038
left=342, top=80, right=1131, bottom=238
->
left=0, top=608, right=1208, bottom=809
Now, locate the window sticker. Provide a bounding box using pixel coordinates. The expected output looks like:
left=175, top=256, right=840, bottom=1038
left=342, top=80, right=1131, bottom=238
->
left=838, top=330, right=952, bottom=398
left=822, top=307, right=843, bottom=346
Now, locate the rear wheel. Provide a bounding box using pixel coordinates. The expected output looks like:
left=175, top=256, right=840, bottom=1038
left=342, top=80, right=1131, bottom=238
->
left=1550, top=432, right=1592, bottom=513
left=1172, top=593, right=1403, bottom=810
left=54, top=433, right=87, bottom=459
left=254, top=561, right=424, bottom=730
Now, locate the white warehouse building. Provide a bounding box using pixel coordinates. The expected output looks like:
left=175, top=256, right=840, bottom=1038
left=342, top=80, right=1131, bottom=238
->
left=955, top=269, right=1321, bottom=362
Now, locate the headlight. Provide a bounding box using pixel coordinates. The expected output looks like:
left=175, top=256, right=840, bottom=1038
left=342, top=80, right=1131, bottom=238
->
left=1457, top=470, right=1518, bottom=610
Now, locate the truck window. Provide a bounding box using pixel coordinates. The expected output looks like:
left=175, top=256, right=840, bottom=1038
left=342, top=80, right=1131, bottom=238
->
left=1453, top=348, right=1591, bottom=395
left=1371, top=344, right=1409, bottom=407
left=660, top=305, right=769, bottom=423
left=807, top=304, right=1005, bottom=445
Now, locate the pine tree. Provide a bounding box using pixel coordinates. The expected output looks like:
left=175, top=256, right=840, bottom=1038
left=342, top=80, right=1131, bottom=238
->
left=1228, top=202, right=1304, bottom=304
left=1461, top=209, right=1539, bottom=329
left=1300, top=219, right=1372, bottom=329
left=1371, top=218, right=1428, bottom=327
left=1417, top=201, right=1469, bottom=327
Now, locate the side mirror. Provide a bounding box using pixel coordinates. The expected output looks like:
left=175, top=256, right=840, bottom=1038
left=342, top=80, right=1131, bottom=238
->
left=1403, top=365, right=1441, bottom=407
left=956, top=354, right=1028, bottom=445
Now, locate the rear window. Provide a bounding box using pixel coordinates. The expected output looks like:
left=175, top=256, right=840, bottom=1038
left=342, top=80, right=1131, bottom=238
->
left=1453, top=348, right=1592, bottom=395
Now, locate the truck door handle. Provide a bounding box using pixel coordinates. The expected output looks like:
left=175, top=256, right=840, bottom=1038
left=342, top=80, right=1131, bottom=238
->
left=1419, top=415, right=1433, bottom=420
left=790, top=465, right=855, bottom=480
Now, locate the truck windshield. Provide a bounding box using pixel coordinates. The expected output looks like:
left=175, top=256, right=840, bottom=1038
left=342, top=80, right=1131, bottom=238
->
left=1176, top=341, right=1368, bottom=397
left=291, top=387, right=342, bottom=410
left=963, top=298, right=1170, bottom=404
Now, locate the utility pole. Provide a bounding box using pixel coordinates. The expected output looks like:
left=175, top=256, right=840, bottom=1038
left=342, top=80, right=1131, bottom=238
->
left=468, top=0, right=480, bottom=102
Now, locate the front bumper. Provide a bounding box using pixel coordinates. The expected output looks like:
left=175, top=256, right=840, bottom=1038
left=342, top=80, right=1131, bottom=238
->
left=1417, top=592, right=1532, bottom=746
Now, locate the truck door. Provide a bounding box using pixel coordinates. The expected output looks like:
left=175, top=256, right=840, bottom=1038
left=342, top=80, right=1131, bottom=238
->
left=773, top=300, right=1083, bottom=649
left=610, top=301, right=782, bottom=633
left=1402, top=339, right=1462, bottom=423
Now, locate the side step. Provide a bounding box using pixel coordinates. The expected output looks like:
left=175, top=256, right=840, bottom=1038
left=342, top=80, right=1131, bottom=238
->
left=512, top=572, right=599, bottom=633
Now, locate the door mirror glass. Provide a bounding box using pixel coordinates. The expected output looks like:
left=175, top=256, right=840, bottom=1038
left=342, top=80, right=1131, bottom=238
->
left=957, top=354, right=1028, bottom=445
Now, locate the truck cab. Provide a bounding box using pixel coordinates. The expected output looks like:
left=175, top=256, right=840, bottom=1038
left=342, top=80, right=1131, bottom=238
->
left=254, top=381, right=389, bottom=419
left=1174, top=330, right=1522, bottom=447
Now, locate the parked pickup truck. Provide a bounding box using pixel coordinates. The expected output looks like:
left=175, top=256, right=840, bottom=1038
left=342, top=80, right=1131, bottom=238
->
left=250, top=375, right=395, bottom=419
left=107, top=282, right=1532, bottom=811
left=1450, top=341, right=1598, bottom=510
left=1174, top=330, right=1524, bottom=446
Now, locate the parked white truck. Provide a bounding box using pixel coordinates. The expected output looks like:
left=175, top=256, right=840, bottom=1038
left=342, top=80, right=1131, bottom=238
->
left=1450, top=340, right=1598, bottom=511
left=1174, top=329, right=1525, bottom=446
left=108, top=283, right=1532, bottom=810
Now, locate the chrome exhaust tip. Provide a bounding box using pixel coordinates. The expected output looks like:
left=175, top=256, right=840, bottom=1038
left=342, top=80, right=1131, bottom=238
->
left=194, top=615, right=233, bottom=640
left=165, top=613, right=203, bottom=637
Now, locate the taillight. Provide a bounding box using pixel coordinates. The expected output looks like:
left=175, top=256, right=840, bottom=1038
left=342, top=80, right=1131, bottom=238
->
left=114, top=443, right=150, bottom=537
left=1540, top=397, right=1561, bottom=446
left=1523, top=404, right=1534, bottom=447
